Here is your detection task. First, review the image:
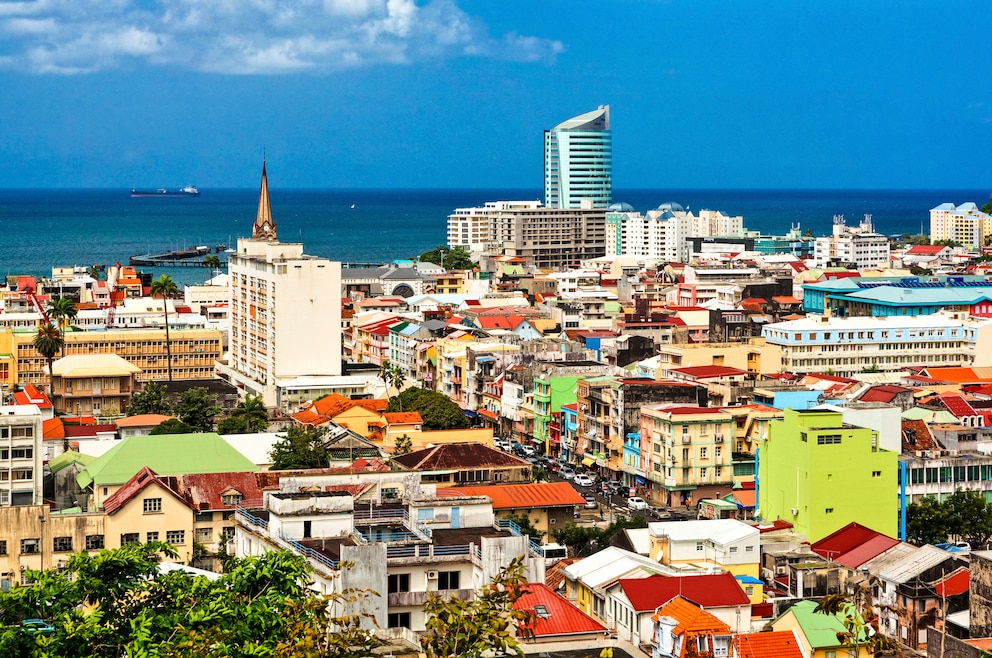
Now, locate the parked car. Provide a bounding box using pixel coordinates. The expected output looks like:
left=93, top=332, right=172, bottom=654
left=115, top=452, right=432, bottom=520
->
left=627, top=496, right=649, bottom=511
left=605, top=481, right=627, bottom=497
left=22, top=619, right=55, bottom=636
left=583, top=496, right=598, bottom=509
left=573, top=474, right=595, bottom=487
left=519, top=445, right=537, bottom=458
left=494, top=439, right=511, bottom=452
left=559, top=467, right=576, bottom=480
left=649, top=506, right=672, bottom=520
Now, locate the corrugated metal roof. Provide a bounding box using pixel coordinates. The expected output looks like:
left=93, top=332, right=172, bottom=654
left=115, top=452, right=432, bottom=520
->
left=443, top=482, right=584, bottom=509
left=513, top=582, right=607, bottom=637
left=620, top=573, right=749, bottom=612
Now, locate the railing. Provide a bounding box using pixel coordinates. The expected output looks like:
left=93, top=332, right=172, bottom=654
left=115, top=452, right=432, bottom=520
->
left=353, top=508, right=407, bottom=522
left=494, top=519, right=542, bottom=557
left=235, top=502, right=268, bottom=531
left=279, top=531, right=339, bottom=571
left=385, top=543, right=472, bottom=559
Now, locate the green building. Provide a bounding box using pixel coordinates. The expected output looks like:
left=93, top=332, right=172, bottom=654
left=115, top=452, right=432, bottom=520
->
left=758, top=409, right=897, bottom=541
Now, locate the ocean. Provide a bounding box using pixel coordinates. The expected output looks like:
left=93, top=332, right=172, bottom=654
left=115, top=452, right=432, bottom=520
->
left=0, top=188, right=986, bottom=287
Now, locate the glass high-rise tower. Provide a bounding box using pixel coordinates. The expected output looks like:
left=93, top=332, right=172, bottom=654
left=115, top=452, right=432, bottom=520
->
left=544, top=105, right=612, bottom=209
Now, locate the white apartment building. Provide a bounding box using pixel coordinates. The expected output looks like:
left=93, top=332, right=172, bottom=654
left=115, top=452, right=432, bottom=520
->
left=811, top=214, right=889, bottom=269
left=605, top=203, right=744, bottom=262
left=762, top=310, right=992, bottom=375
left=0, top=405, right=44, bottom=507
left=930, top=201, right=992, bottom=249
left=218, top=164, right=343, bottom=410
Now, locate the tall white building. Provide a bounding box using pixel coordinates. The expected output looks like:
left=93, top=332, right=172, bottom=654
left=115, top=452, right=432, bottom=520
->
left=811, top=214, right=889, bottom=269
left=219, top=163, right=342, bottom=409
left=544, top=106, right=612, bottom=209
left=930, top=202, right=992, bottom=249
left=604, top=202, right=744, bottom=262
left=0, top=405, right=44, bottom=507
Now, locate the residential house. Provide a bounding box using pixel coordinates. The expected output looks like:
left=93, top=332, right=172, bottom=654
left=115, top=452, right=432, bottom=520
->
left=650, top=595, right=733, bottom=658
left=770, top=600, right=871, bottom=658
left=50, top=354, right=141, bottom=418
left=114, top=414, right=176, bottom=439
left=648, top=519, right=760, bottom=579
left=513, top=582, right=609, bottom=644
left=732, top=630, right=805, bottom=658
left=560, top=546, right=669, bottom=619
left=392, top=443, right=533, bottom=486
left=442, top=482, right=584, bottom=542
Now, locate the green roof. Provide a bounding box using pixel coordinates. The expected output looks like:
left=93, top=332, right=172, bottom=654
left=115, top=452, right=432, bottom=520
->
left=901, top=407, right=958, bottom=423
left=49, top=450, right=96, bottom=474
left=77, top=433, right=258, bottom=489
left=777, top=600, right=866, bottom=649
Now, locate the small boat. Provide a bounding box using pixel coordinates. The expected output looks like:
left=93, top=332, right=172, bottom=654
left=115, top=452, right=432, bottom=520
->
left=351, top=203, right=356, bottom=209
left=131, top=185, right=200, bottom=198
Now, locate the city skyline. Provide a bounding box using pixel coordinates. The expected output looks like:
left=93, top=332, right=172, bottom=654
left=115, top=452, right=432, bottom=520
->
left=0, top=1, right=989, bottom=190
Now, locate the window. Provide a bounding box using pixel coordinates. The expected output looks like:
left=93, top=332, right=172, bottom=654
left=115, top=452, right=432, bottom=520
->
left=825, top=508, right=834, bottom=514
left=697, top=636, right=709, bottom=652
left=21, top=538, right=40, bottom=554
left=53, top=536, right=73, bottom=552
left=872, top=470, right=881, bottom=478
left=85, top=535, right=104, bottom=550
left=699, top=467, right=707, bottom=478
left=696, top=542, right=704, bottom=551
left=143, top=497, right=163, bottom=513
left=729, top=546, right=738, bottom=553
left=147, top=532, right=159, bottom=542
left=121, top=533, right=139, bottom=545
left=387, top=612, right=411, bottom=629
left=221, top=493, right=243, bottom=506
left=817, top=434, right=841, bottom=445
left=699, top=447, right=707, bottom=459
left=195, top=511, right=213, bottom=522
left=745, top=545, right=754, bottom=552
left=195, top=527, right=213, bottom=543
left=166, top=530, right=185, bottom=545
left=388, top=573, right=410, bottom=593
left=438, top=571, right=461, bottom=590
left=0, top=540, right=6, bottom=555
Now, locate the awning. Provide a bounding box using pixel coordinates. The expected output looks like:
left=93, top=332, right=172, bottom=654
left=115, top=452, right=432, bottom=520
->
left=476, top=356, right=494, bottom=363
left=581, top=457, right=595, bottom=467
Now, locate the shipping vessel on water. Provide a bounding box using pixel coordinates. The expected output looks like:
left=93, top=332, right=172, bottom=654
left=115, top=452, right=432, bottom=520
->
left=130, top=185, right=200, bottom=198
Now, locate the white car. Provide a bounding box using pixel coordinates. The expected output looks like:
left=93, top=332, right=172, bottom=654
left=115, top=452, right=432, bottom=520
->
left=559, top=468, right=576, bottom=480
left=627, top=496, right=648, bottom=511
left=573, top=474, right=595, bottom=487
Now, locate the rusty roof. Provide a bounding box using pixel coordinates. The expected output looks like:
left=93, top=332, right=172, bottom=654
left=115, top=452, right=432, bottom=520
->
left=392, top=443, right=530, bottom=470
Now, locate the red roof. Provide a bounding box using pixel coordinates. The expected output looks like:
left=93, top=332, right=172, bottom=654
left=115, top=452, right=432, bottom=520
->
left=734, top=631, right=805, bottom=658
left=811, top=522, right=899, bottom=568
left=443, top=482, right=585, bottom=509
left=179, top=471, right=264, bottom=511
left=11, top=384, right=52, bottom=409
left=670, top=365, right=749, bottom=379
left=906, top=244, right=948, bottom=255
left=64, top=424, right=117, bottom=438
left=619, top=573, right=749, bottom=612
left=104, top=467, right=186, bottom=515
left=940, top=394, right=979, bottom=418
left=860, top=385, right=911, bottom=404
left=754, top=520, right=794, bottom=533
left=935, top=568, right=969, bottom=597
left=382, top=411, right=422, bottom=424
left=42, top=417, right=65, bottom=439
left=514, top=583, right=607, bottom=638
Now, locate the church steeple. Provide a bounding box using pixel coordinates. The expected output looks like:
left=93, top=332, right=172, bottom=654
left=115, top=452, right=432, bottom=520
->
left=252, top=159, right=277, bottom=240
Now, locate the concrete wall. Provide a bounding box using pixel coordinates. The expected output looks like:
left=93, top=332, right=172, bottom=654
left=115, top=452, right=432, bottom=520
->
left=970, top=551, right=992, bottom=637
left=341, top=542, right=387, bottom=630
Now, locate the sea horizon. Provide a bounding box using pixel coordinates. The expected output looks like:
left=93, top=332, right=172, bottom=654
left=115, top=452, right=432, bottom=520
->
left=1, top=187, right=987, bottom=288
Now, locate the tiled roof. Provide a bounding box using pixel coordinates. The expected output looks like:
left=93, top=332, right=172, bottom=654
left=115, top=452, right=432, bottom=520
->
left=443, top=482, right=585, bottom=509
left=383, top=411, right=422, bottom=424
left=733, top=630, right=805, bottom=658
left=940, top=394, right=979, bottom=418
left=12, top=384, right=52, bottom=409
left=115, top=414, right=176, bottom=428
left=103, top=466, right=188, bottom=515
left=545, top=558, right=580, bottom=592
left=289, top=409, right=330, bottom=426
left=902, top=419, right=939, bottom=451
left=311, top=393, right=387, bottom=417
left=859, top=385, right=910, bottom=403
left=42, top=417, right=65, bottom=439
left=392, top=443, right=529, bottom=470
left=179, top=471, right=264, bottom=511
left=620, top=573, right=749, bottom=612
left=652, top=595, right=731, bottom=636
left=514, top=582, right=607, bottom=638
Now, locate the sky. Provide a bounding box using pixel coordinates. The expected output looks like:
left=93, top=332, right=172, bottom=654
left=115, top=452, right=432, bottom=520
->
left=0, top=0, right=989, bottom=190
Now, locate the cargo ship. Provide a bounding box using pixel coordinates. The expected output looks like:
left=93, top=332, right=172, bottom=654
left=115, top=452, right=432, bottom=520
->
left=131, top=185, right=200, bottom=198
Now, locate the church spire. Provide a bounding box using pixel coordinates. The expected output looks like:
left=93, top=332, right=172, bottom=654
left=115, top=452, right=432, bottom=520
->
left=252, top=159, right=277, bottom=240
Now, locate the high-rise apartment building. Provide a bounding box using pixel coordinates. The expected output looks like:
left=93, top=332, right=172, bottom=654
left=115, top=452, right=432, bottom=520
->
left=930, top=202, right=992, bottom=249
left=811, top=214, right=889, bottom=269
left=544, top=106, right=612, bottom=209
left=219, top=163, right=342, bottom=409
left=604, top=202, right=744, bottom=261
left=0, top=405, right=43, bottom=507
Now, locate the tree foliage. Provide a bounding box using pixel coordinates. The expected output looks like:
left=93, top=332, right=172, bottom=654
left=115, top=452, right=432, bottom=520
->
left=174, top=387, right=220, bottom=432
left=33, top=322, right=63, bottom=400
left=150, top=418, right=195, bottom=435
left=504, top=513, right=545, bottom=541
left=814, top=575, right=902, bottom=657
left=127, top=381, right=173, bottom=416
left=907, top=488, right=992, bottom=548
left=553, top=515, right=647, bottom=557
left=0, top=543, right=382, bottom=658
left=421, top=556, right=533, bottom=658
left=388, top=388, right=469, bottom=430
left=150, top=274, right=178, bottom=381
left=393, top=433, right=413, bottom=456
left=270, top=425, right=331, bottom=470
left=418, top=245, right=476, bottom=271
left=982, top=194, right=992, bottom=215
left=218, top=395, right=269, bottom=434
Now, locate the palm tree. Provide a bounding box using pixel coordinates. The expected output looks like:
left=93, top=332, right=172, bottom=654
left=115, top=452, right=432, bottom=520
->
left=48, top=297, right=78, bottom=356
left=33, top=322, right=63, bottom=400
left=150, top=274, right=178, bottom=381
left=230, top=395, right=269, bottom=433
left=378, top=359, right=393, bottom=397
left=388, top=364, right=407, bottom=411
left=203, top=255, right=221, bottom=284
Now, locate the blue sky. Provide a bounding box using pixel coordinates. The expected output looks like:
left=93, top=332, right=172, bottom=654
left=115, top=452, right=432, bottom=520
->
left=0, top=0, right=989, bottom=189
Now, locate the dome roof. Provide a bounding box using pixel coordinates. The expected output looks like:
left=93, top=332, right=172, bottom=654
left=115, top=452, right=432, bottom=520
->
left=608, top=202, right=635, bottom=212
left=657, top=202, right=685, bottom=212
left=656, top=211, right=675, bottom=220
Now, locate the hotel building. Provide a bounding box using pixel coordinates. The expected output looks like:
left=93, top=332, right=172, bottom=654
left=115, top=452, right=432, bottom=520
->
left=544, top=106, right=612, bottom=209
left=930, top=201, right=992, bottom=249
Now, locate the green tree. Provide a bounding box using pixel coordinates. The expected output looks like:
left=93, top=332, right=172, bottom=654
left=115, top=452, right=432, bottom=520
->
left=204, top=254, right=221, bottom=283
left=48, top=297, right=78, bottom=355
left=389, top=388, right=469, bottom=430
left=150, top=274, right=178, bottom=381
left=227, top=394, right=269, bottom=433
left=553, top=523, right=603, bottom=557
left=504, top=513, right=544, bottom=541
left=418, top=245, right=476, bottom=270
left=174, top=386, right=220, bottom=432
left=907, top=495, right=950, bottom=545
left=270, top=425, right=331, bottom=470
left=815, top=575, right=901, bottom=656
left=982, top=194, right=992, bottom=215
left=32, top=322, right=63, bottom=400
left=0, top=543, right=382, bottom=658
left=945, top=488, right=992, bottom=547
left=393, top=433, right=413, bottom=456
left=421, top=556, right=534, bottom=658
left=150, top=418, right=195, bottom=435
left=127, top=380, right=173, bottom=416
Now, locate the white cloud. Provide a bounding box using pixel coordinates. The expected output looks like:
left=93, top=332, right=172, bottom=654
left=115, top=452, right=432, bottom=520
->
left=0, top=0, right=563, bottom=75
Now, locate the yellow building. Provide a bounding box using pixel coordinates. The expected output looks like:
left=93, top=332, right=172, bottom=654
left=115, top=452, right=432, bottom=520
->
left=652, top=338, right=782, bottom=375
left=0, top=325, right=222, bottom=390
left=51, top=354, right=142, bottom=418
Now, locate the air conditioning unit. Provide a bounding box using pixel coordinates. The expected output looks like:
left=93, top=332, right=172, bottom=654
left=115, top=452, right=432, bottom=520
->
left=790, top=508, right=799, bottom=516
left=426, top=571, right=438, bottom=580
